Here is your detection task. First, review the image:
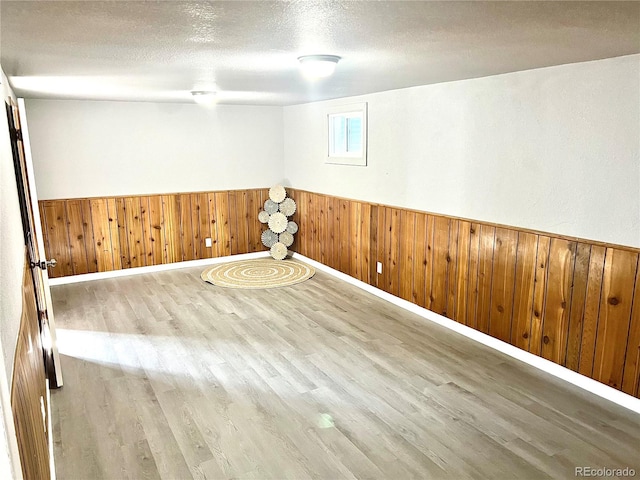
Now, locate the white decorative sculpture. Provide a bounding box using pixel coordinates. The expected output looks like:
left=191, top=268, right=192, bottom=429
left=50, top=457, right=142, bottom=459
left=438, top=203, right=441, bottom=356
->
left=268, top=212, right=288, bottom=234
left=261, top=185, right=297, bottom=259
left=258, top=210, right=270, bottom=223
left=264, top=199, right=279, bottom=214
left=286, top=221, right=298, bottom=234
left=278, top=231, right=294, bottom=247
left=261, top=230, right=278, bottom=248
left=269, top=185, right=287, bottom=203
left=270, top=242, right=288, bottom=260
left=279, top=198, right=296, bottom=216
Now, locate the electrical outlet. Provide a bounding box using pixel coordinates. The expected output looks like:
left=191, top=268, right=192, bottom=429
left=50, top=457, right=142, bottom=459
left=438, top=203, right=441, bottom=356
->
left=376, top=262, right=383, bottom=274
left=205, top=237, right=212, bottom=247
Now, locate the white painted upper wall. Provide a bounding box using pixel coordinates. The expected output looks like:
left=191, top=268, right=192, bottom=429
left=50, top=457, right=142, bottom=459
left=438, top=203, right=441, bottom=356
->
left=283, top=55, right=640, bottom=248
left=25, top=100, right=284, bottom=199
left=23, top=56, right=640, bottom=247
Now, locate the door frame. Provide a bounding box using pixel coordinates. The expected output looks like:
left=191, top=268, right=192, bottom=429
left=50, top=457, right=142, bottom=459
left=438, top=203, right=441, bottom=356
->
left=16, top=98, right=63, bottom=388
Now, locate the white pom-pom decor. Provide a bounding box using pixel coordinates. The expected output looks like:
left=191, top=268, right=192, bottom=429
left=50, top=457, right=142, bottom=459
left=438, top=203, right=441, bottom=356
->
left=260, top=186, right=298, bottom=260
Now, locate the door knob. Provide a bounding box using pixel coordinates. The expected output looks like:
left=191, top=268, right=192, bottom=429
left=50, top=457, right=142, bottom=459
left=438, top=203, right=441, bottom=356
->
left=31, top=258, right=57, bottom=270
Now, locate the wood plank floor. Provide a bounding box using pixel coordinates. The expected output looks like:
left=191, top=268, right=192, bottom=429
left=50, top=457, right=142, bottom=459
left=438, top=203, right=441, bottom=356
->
left=50, top=265, right=640, bottom=479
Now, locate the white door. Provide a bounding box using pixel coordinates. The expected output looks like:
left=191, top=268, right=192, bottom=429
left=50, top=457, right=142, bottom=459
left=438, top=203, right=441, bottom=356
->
left=16, top=98, right=63, bottom=388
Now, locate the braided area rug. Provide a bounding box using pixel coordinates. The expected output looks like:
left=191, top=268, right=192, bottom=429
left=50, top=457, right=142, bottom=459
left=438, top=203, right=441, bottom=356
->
left=201, top=258, right=315, bottom=289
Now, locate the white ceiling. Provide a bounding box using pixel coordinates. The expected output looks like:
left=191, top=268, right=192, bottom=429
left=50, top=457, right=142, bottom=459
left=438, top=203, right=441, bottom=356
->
left=1, top=1, right=639, bottom=106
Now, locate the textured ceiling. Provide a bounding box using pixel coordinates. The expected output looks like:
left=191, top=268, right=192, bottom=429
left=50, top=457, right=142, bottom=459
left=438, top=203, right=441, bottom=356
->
left=1, top=1, right=639, bottom=106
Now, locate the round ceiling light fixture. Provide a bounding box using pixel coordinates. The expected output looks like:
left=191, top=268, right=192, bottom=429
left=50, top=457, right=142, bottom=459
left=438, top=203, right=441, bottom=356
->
left=297, top=55, right=341, bottom=80
left=190, top=90, right=217, bottom=106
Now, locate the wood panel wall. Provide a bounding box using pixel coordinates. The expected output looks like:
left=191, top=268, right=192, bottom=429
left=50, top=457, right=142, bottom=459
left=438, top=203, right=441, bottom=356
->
left=39, top=187, right=640, bottom=399
left=288, top=189, right=640, bottom=400
left=38, top=188, right=269, bottom=279
left=12, top=252, right=51, bottom=480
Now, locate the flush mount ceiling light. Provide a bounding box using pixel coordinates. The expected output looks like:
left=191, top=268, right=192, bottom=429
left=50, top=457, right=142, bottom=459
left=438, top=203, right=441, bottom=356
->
left=190, top=90, right=217, bottom=106
left=297, top=55, right=341, bottom=80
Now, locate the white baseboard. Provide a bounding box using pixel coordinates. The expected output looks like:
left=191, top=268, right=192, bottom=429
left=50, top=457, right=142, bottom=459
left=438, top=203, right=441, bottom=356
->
left=293, top=253, right=640, bottom=415
left=48, top=252, right=270, bottom=286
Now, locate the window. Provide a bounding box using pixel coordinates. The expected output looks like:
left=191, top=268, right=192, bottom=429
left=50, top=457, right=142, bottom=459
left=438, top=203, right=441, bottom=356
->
left=325, top=102, right=367, bottom=166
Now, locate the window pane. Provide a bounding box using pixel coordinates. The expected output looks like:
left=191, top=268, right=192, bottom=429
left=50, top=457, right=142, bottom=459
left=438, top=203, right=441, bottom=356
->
left=331, top=116, right=347, bottom=154
left=347, top=116, right=362, bottom=153
left=325, top=102, right=367, bottom=165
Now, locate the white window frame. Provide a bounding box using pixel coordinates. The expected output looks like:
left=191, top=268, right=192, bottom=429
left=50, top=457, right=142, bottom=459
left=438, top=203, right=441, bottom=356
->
left=325, top=102, right=367, bottom=166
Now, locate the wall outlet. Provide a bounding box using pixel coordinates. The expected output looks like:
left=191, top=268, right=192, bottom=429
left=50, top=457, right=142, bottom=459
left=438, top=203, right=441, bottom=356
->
left=376, top=262, right=383, bottom=274
left=205, top=237, right=212, bottom=247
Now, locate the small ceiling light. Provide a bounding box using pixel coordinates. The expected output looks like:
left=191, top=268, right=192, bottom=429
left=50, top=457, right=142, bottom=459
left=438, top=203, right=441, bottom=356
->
left=191, top=90, right=217, bottom=106
left=297, top=55, right=341, bottom=80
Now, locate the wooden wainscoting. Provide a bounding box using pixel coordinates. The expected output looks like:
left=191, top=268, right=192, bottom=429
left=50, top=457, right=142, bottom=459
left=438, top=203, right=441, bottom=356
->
left=38, top=188, right=269, bottom=278
left=287, top=188, right=640, bottom=399
left=12, top=252, right=51, bottom=479
left=38, top=187, right=640, bottom=398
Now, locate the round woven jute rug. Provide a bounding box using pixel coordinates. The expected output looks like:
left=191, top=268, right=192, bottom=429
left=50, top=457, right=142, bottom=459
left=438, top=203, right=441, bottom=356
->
left=201, top=258, right=315, bottom=289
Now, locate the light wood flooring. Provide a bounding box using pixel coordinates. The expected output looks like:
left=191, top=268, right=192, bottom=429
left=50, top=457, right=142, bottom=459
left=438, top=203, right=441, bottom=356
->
left=50, top=265, right=640, bottom=479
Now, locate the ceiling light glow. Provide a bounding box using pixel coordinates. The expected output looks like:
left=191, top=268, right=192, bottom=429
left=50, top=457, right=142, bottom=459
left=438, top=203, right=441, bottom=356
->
left=191, top=90, right=217, bottom=106
left=298, top=55, right=341, bottom=80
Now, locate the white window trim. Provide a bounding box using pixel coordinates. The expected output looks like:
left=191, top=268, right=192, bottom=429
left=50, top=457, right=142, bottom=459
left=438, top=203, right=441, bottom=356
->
left=325, top=102, right=367, bottom=166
